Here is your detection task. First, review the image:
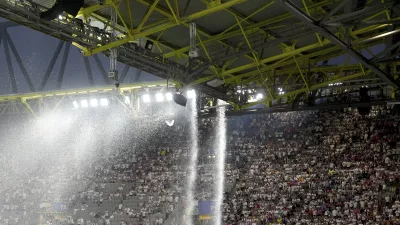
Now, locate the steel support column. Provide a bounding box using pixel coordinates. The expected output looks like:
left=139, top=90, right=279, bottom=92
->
left=38, top=41, right=64, bottom=91
left=57, top=42, right=71, bottom=89
left=5, top=31, right=35, bottom=92
left=83, top=56, right=95, bottom=86
left=279, top=0, right=399, bottom=88
left=93, top=54, right=111, bottom=84
left=320, top=0, right=347, bottom=24
left=119, top=65, right=130, bottom=83
left=135, top=69, right=142, bottom=82
left=3, top=29, right=17, bottom=93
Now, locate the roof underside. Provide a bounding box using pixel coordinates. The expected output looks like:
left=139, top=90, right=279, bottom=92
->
left=1, top=0, right=400, bottom=106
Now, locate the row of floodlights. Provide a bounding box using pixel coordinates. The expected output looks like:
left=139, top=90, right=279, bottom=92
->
left=73, top=98, right=109, bottom=109
left=141, top=90, right=195, bottom=103
left=71, top=90, right=196, bottom=108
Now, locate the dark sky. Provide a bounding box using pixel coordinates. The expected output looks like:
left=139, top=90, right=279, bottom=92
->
left=0, top=19, right=385, bottom=95
left=0, top=19, right=162, bottom=95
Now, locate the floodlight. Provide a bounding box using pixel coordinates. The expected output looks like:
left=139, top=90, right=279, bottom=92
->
left=173, top=93, right=187, bottom=107
left=73, top=101, right=79, bottom=109
left=100, top=98, right=109, bottom=106
left=165, top=93, right=173, bottom=101
left=81, top=100, right=88, bottom=108
left=142, top=94, right=151, bottom=103
left=58, top=15, right=63, bottom=20
left=90, top=99, right=98, bottom=107
left=125, top=96, right=130, bottom=104
left=187, top=90, right=196, bottom=99
left=156, top=93, right=165, bottom=102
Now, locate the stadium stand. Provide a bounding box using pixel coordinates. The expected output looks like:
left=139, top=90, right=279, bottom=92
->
left=0, top=106, right=400, bottom=225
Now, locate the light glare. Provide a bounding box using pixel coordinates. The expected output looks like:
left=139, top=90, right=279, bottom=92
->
left=125, top=96, right=130, bottom=104
left=156, top=93, right=164, bottom=102
left=187, top=90, right=196, bottom=99
left=73, top=101, right=79, bottom=109
left=100, top=98, right=109, bottom=106
left=166, top=92, right=173, bottom=101
left=81, top=100, right=88, bottom=108
left=142, top=94, right=151, bottom=103
left=90, top=99, right=98, bottom=107
left=256, top=93, right=263, bottom=100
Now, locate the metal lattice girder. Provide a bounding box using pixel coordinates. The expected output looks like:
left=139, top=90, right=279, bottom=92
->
left=38, top=41, right=64, bottom=91
left=2, top=29, right=17, bottom=93
left=93, top=54, right=112, bottom=84
left=189, top=30, right=314, bottom=77
left=57, top=42, right=71, bottom=89
left=119, top=65, right=130, bottom=83
left=1, top=0, right=398, bottom=104
left=137, top=0, right=270, bottom=64
left=163, top=0, right=335, bottom=58
left=242, top=70, right=372, bottom=108
left=4, top=31, right=36, bottom=92
left=135, top=69, right=142, bottom=82
left=0, top=81, right=173, bottom=117
left=278, top=0, right=399, bottom=88
left=84, top=0, right=248, bottom=56
left=194, top=28, right=385, bottom=84
left=83, top=56, right=95, bottom=86
left=0, top=81, right=171, bottom=102
left=222, top=38, right=383, bottom=84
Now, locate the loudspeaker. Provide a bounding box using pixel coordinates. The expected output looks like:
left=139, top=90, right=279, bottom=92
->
left=172, top=93, right=187, bottom=107
left=358, top=88, right=371, bottom=116
left=357, top=106, right=371, bottom=116
left=40, top=0, right=84, bottom=21
left=360, top=87, right=370, bottom=102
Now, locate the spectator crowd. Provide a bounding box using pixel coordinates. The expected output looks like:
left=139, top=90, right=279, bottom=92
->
left=0, top=106, right=399, bottom=225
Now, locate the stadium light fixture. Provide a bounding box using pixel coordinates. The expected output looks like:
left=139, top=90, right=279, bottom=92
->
left=100, top=98, right=109, bottom=106
left=73, top=101, right=79, bottom=109
left=142, top=94, right=151, bottom=103
left=81, top=100, right=88, bottom=108
left=90, top=99, right=98, bottom=107
left=166, top=92, right=173, bottom=101
left=156, top=93, right=165, bottom=102
left=187, top=90, right=196, bottom=99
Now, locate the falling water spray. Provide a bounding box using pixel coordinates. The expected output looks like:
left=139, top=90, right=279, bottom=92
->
left=215, top=100, right=226, bottom=225
left=185, top=93, right=199, bottom=225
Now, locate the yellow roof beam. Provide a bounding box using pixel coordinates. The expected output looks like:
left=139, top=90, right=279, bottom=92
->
left=224, top=39, right=383, bottom=84
left=84, top=0, right=248, bottom=56
left=163, top=0, right=334, bottom=58
left=0, top=81, right=170, bottom=102
left=136, top=0, right=258, bottom=62
left=222, top=24, right=395, bottom=77
left=242, top=71, right=368, bottom=108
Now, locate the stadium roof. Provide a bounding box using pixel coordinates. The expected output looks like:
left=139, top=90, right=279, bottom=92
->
left=0, top=0, right=400, bottom=108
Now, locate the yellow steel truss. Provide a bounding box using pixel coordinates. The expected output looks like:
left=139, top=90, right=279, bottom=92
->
left=4, top=0, right=397, bottom=109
